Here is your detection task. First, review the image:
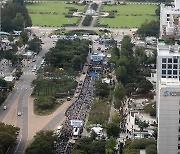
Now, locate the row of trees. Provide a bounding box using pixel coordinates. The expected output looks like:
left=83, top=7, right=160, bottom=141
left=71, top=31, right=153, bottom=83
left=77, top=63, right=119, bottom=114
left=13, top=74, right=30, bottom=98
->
left=2, top=1, right=32, bottom=32
left=0, top=79, right=14, bottom=105
left=123, top=138, right=157, bottom=154
left=82, top=15, right=93, bottom=26
left=91, top=3, right=98, bottom=11
left=110, top=36, right=153, bottom=109
left=72, top=133, right=117, bottom=154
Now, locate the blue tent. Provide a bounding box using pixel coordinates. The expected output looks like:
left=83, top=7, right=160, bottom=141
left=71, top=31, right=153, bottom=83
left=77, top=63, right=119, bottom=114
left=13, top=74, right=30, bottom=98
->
left=90, top=72, right=99, bottom=77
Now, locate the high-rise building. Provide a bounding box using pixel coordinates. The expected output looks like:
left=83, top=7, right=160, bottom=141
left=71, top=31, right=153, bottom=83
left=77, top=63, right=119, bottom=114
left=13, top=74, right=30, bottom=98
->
left=160, top=0, right=180, bottom=39
left=157, top=42, right=180, bottom=154
left=157, top=78, right=180, bottom=154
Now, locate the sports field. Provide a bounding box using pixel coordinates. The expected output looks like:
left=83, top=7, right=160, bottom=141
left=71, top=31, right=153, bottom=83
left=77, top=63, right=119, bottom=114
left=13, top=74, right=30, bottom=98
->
left=100, top=4, right=158, bottom=28
left=26, top=3, right=84, bottom=26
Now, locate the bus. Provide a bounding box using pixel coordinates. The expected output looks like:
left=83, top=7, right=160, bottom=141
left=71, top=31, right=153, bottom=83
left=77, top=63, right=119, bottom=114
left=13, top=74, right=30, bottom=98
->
left=72, top=127, right=80, bottom=140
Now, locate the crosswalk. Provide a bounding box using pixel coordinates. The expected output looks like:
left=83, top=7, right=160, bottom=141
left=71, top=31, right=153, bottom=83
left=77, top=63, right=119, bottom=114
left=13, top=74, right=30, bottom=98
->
left=14, top=85, right=34, bottom=90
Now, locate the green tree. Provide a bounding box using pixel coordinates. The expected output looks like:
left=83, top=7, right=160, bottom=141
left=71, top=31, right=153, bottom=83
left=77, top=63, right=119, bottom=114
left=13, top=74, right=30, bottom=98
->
left=155, top=5, right=160, bottom=16
left=116, top=66, right=127, bottom=83
left=17, top=37, right=23, bottom=47
left=0, top=123, right=19, bottom=153
left=28, top=37, right=42, bottom=53
left=105, top=136, right=116, bottom=154
left=114, top=82, right=125, bottom=109
left=1, top=2, right=32, bottom=32
left=95, top=81, right=110, bottom=98
left=20, top=31, right=29, bottom=45
left=137, top=20, right=160, bottom=37
left=106, top=122, right=120, bottom=138
left=137, top=78, right=153, bottom=94
left=8, top=33, right=14, bottom=42
left=25, top=131, right=57, bottom=154
left=13, top=0, right=24, bottom=5
left=72, top=55, right=82, bottom=71
left=146, top=144, right=157, bottom=154
left=13, top=13, right=24, bottom=30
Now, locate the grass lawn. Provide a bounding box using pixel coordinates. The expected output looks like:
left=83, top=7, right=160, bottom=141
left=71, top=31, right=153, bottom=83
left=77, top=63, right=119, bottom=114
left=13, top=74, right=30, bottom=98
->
left=99, top=4, right=158, bottom=28
left=101, top=4, right=157, bottom=15
left=34, top=97, right=64, bottom=115
left=26, top=3, right=84, bottom=13
left=100, top=15, right=158, bottom=28
left=26, top=3, right=84, bottom=26
left=29, top=14, right=79, bottom=26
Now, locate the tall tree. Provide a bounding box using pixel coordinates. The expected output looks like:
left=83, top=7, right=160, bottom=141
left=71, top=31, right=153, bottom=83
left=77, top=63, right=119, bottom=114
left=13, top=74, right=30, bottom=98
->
left=0, top=123, right=19, bottom=153
left=25, top=131, right=57, bottom=154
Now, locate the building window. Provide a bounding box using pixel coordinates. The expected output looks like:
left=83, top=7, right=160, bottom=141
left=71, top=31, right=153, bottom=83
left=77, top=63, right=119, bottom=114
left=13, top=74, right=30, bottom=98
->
left=178, top=144, right=180, bottom=149
left=162, top=76, right=166, bottom=78
left=179, top=118, right=180, bottom=123
left=174, top=64, right=178, bottom=69
left=179, top=126, right=180, bottom=132
left=174, top=58, right=178, bottom=63
left=162, top=58, right=166, bottom=63
left=167, top=14, right=170, bottom=17
left=162, top=64, right=166, bottom=69
left=178, top=135, right=180, bottom=141
left=173, top=76, right=177, bottom=78
left=162, top=70, right=166, bottom=74
left=179, top=110, right=180, bottom=115
left=168, top=64, right=172, bottom=69
left=168, top=70, right=172, bottom=74
left=168, top=58, right=172, bottom=63
left=173, top=70, right=178, bottom=75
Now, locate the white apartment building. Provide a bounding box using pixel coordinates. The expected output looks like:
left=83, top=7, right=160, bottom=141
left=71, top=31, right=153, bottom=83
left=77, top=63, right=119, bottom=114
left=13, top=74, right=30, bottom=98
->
left=160, top=0, right=180, bottom=39
left=157, top=42, right=180, bottom=154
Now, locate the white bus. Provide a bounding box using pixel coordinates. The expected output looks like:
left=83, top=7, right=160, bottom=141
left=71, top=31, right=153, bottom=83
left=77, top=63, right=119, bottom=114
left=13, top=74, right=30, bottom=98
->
left=72, top=127, right=80, bottom=140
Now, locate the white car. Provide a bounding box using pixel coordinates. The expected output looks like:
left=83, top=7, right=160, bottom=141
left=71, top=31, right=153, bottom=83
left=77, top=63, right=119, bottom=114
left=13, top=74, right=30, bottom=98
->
left=3, top=106, right=7, bottom=110
left=17, top=112, right=22, bottom=116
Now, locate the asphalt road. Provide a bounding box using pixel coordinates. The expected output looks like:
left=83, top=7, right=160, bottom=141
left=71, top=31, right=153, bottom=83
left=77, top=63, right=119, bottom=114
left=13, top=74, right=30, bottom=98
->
left=0, top=37, right=54, bottom=154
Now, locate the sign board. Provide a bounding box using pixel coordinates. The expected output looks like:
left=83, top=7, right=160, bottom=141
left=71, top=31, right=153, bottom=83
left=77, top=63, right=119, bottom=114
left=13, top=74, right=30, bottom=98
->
left=163, top=91, right=180, bottom=97
left=70, top=120, right=83, bottom=127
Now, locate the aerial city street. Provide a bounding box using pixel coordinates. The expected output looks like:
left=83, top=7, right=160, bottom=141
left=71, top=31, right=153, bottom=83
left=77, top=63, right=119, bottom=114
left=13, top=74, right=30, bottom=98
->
left=0, top=0, right=180, bottom=153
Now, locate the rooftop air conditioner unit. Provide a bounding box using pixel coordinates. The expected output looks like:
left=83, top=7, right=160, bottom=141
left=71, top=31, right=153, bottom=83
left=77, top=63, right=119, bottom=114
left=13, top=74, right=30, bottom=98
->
left=170, top=46, right=174, bottom=52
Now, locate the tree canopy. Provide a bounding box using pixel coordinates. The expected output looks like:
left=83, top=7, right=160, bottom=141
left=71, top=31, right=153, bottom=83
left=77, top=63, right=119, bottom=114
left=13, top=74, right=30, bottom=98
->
left=25, top=131, right=57, bottom=154
left=1, top=1, right=32, bottom=32
left=137, top=20, right=160, bottom=38
left=45, top=39, right=90, bottom=71
left=0, top=123, right=20, bottom=153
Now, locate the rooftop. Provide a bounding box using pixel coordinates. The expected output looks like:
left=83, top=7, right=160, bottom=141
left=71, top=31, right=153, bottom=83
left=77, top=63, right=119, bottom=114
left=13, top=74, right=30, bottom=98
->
left=157, top=41, right=180, bottom=56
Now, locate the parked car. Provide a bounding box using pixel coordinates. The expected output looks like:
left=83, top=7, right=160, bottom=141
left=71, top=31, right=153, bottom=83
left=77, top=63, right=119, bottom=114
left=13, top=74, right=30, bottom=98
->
left=3, top=106, right=7, bottom=110
left=67, top=97, right=71, bottom=101
left=17, top=111, right=22, bottom=116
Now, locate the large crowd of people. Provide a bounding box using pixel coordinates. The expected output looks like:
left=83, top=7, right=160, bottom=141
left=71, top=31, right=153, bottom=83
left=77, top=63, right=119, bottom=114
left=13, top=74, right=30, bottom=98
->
left=55, top=61, right=103, bottom=154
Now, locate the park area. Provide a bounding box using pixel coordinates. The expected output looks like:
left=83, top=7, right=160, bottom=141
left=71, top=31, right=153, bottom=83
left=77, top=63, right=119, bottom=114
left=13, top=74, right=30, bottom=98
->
left=26, top=3, right=85, bottom=26
left=99, top=4, right=158, bottom=28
